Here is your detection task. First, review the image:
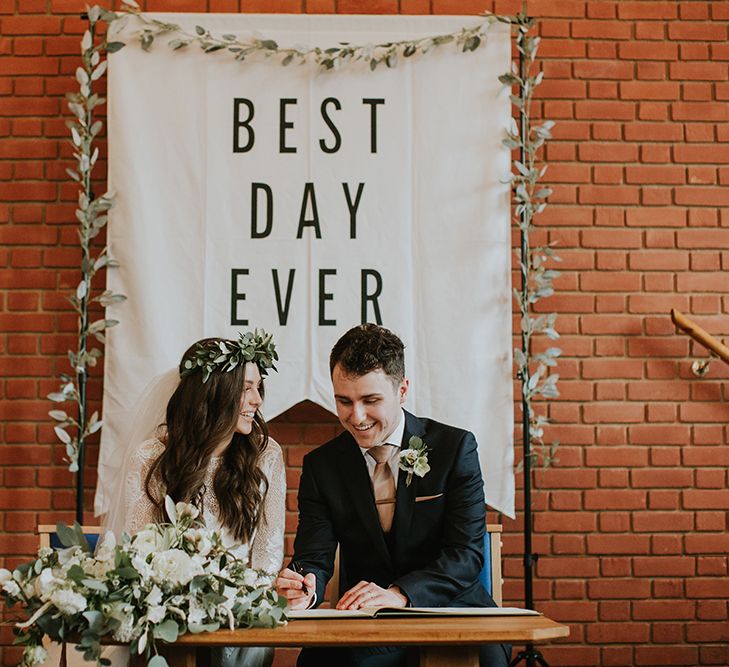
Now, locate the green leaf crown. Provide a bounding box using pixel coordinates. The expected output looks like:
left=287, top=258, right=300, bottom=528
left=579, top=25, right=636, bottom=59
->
left=181, top=330, right=278, bottom=383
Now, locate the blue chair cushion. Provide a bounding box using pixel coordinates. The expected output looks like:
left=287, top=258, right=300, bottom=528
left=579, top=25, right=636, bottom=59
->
left=478, top=532, right=492, bottom=596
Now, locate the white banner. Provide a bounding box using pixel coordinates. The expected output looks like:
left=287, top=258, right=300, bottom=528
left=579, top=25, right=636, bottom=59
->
left=98, top=14, right=515, bottom=517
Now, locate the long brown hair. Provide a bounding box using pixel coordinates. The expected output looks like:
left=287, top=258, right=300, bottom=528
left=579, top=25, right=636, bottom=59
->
left=145, top=338, right=269, bottom=543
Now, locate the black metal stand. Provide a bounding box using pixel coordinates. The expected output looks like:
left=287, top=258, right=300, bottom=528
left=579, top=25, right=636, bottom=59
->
left=508, top=7, right=550, bottom=667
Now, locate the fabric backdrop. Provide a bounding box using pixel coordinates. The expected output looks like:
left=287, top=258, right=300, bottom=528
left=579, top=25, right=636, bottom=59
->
left=97, top=13, right=515, bottom=517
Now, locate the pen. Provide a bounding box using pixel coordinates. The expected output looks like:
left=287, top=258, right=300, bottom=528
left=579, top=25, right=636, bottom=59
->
left=291, top=561, right=309, bottom=596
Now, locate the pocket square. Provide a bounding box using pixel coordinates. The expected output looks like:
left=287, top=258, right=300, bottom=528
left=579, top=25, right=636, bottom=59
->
left=415, top=493, right=444, bottom=502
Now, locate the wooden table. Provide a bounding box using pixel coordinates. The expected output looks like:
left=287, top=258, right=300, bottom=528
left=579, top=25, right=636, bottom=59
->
left=161, top=615, right=569, bottom=667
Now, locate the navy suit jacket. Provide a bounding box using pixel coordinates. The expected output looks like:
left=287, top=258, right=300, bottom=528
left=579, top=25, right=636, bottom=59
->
left=292, top=410, right=496, bottom=609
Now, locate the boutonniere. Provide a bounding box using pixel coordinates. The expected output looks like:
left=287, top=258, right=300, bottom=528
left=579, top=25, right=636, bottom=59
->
left=399, top=436, right=430, bottom=487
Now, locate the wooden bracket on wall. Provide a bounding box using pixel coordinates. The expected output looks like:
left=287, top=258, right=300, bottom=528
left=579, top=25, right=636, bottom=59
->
left=671, top=308, right=729, bottom=367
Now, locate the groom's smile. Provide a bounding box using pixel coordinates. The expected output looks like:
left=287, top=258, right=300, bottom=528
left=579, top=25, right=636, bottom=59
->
left=331, top=364, right=408, bottom=449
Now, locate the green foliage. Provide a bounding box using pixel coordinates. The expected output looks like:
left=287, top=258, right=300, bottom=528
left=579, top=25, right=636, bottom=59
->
left=100, top=5, right=499, bottom=72
left=501, top=14, right=561, bottom=473
left=52, top=8, right=126, bottom=480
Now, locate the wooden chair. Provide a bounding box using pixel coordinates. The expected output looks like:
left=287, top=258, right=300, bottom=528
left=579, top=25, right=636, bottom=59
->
left=37, top=524, right=101, bottom=551
left=326, top=523, right=503, bottom=607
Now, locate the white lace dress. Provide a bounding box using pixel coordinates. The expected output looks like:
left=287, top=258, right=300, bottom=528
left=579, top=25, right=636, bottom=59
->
left=109, top=437, right=286, bottom=667
left=123, top=437, right=286, bottom=574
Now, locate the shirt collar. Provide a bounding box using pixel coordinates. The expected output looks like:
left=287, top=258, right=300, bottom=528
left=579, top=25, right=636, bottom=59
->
left=358, top=408, right=406, bottom=456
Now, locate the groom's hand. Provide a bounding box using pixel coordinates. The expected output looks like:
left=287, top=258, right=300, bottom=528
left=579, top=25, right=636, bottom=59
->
left=275, top=567, right=315, bottom=610
left=336, top=581, right=408, bottom=610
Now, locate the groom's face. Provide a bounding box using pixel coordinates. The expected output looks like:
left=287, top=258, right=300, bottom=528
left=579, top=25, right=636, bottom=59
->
left=332, top=363, right=408, bottom=449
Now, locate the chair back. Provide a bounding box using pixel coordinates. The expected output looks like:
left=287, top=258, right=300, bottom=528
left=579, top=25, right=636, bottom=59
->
left=37, top=524, right=101, bottom=551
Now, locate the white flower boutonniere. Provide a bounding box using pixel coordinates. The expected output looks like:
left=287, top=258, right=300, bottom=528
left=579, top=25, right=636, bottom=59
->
left=399, top=436, right=431, bottom=487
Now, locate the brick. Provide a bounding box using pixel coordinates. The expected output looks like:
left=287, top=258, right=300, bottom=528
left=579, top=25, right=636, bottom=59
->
left=585, top=446, right=649, bottom=467
left=587, top=534, right=650, bottom=555
left=585, top=489, right=647, bottom=510
left=668, top=22, right=727, bottom=41
left=619, top=41, right=678, bottom=61
left=617, top=2, right=677, bottom=20
left=0, top=16, right=62, bottom=35
left=621, top=81, right=680, bottom=101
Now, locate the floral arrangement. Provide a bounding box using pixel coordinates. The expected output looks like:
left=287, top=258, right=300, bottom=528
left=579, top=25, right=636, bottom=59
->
left=399, top=436, right=430, bottom=486
left=0, top=499, right=287, bottom=667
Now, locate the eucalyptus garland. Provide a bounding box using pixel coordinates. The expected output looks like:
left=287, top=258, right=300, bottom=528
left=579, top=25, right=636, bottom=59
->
left=501, top=15, right=561, bottom=471
left=111, top=0, right=495, bottom=70
left=49, top=5, right=126, bottom=523
left=54, top=4, right=560, bottom=520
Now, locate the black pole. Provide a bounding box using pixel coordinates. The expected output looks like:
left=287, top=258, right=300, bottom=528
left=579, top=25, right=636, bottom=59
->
left=509, top=7, right=549, bottom=667
left=75, top=10, right=91, bottom=525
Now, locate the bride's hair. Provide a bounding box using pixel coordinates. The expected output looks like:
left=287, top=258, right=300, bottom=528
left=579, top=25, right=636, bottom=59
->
left=144, top=338, right=269, bottom=543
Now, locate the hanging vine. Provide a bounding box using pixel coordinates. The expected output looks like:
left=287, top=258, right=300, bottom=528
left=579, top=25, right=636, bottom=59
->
left=500, top=14, right=561, bottom=471
left=48, top=5, right=126, bottom=522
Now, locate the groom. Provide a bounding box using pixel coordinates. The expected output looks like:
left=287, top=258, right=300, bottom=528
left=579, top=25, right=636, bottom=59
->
left=276, top=324, right=510, bottom=667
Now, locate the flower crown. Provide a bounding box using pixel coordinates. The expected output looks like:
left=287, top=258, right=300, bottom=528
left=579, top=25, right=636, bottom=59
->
left=181, top=330, right=279, bottom=383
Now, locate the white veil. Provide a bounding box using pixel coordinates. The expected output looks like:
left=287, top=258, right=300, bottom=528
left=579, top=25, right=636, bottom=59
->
left=100, top=368, right=180, bottom=538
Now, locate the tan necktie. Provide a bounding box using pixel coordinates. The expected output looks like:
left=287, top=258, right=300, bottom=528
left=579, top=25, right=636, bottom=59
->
left=368, top=444, right=396, bottom=533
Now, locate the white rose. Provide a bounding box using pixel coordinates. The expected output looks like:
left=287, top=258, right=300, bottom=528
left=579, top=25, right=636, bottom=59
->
left=132, top=528, right=166, bottom=557
left=50, top=588, right=87, bottom=615
left=151, top=549, right=203, bottom=586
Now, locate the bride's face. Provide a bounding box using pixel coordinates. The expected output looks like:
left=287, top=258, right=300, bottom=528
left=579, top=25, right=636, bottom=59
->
left=235, top=363, right=263, bottom=435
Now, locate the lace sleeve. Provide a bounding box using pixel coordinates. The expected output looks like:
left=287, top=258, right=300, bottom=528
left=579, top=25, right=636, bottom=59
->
left=249, top=439, right=286, bottom=575
left=123, top=439, right=165, bottom=535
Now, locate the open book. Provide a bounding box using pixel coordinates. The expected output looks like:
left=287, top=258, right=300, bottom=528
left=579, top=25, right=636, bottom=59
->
left=289, top=606, right=540, bottom=620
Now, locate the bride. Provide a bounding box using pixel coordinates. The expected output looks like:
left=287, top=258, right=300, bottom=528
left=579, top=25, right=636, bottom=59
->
left=105, top=330, right=285, bottom=667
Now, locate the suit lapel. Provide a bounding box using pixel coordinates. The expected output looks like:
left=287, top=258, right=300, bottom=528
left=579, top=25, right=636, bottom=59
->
left=336, top=434, right=390, bottom=563
left=392, top=411, right=426, bottom=559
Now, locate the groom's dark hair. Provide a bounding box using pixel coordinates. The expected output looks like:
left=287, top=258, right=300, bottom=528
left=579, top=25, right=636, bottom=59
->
left=330, top=324, right=405, bottom=382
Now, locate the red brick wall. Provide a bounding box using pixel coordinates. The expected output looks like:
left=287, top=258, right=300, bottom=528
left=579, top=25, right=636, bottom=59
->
left=2, top=1, right=728, bottom=665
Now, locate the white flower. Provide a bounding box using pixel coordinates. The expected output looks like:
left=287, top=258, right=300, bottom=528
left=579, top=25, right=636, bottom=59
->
left=0, top=568, right=20, bottom=597
left=107, top=601, right=138, bottom=643
left=23, top=645, right=48, bottom=666
left=132, top=528, right=166, bottom=557
left=187, top=600, right=206, bottom=626
left=243, top=569, right=258, bottom=587
left=35, top=568, right=62, bottom=600
left=187, top=529, right=212, bottom=557
left=57, top=545, right=84, bottom=568
left=398, top=436, right=430, bottom=486
left=151, top=549, right=203, bottom=586
left=131, top=553, right=153, bottom=581
left=175, top=502, right=200, bottom=521
left=145, top=585, right=163, bottom=608
left=50, top=588, right=87, bottom=615
left=146, top=605, right=166, bottom=624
